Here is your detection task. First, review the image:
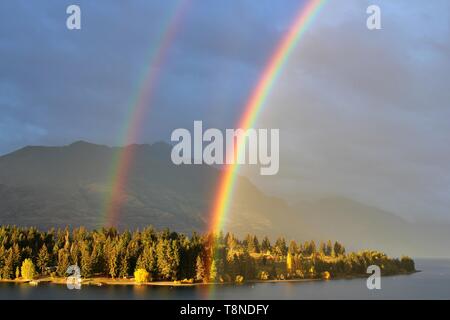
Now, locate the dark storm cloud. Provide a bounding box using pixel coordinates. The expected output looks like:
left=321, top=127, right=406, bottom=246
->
left=0, top=0, right=305, bottom=154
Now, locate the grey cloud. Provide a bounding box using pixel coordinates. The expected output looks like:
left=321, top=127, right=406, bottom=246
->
left=247, top=0, right=450, bottom=222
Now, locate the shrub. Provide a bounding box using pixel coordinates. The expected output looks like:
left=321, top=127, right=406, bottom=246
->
left=181, top=278, right=194, bottom=284
left=295, top=269, right=304, bottom=279
left=259, top=271, right=269, bottom=280
left=21, top=259, right=36, bottom=280
left=134, top=268, right=150, bottom=284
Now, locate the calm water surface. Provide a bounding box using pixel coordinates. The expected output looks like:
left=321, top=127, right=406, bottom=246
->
left=1, top=259, right=449, bottom=299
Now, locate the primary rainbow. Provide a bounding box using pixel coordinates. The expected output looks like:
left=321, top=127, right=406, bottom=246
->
left=102, top=0, right=190, bottom=227
left=208, top=0, right=327, bottom=236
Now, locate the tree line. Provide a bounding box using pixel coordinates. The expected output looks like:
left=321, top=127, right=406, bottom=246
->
left=0, top=226, right=415, bottom=282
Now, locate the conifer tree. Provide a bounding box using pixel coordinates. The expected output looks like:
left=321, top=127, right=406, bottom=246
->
left=80, top=244, right=93, bottom=278
left=209, top=259, right=218, bottom=282
left=289, top=240, right=298, bottom=255
left=261, top=236, right=271, bottom=253
left=37, top=244, right=50, bottom=274
left=274, top=237, right=287, bottom=256
left=319, top=241, right=327, bottom=255
left=326, top=240, right=333, bottom=256
left=57, top=249, right=70, bottom=277
left=195, top=255, right=205, bottom=282
left=2, top=249, right=14, bottom=279
left=107, top=245, right=119, bottom=278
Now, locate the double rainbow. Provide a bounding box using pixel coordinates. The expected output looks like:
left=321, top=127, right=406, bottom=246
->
left=101, top=0, right=327, bottom=231
left=208, top=0, right=327, bottom=236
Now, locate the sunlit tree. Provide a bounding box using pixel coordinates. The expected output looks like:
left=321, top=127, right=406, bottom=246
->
left=21, top=258, right=36, bottom=280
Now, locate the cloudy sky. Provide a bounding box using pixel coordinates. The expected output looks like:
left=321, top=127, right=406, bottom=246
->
left=1, top=0, right=449, bottom=222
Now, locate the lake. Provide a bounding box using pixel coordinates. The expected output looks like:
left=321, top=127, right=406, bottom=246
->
left=1, top=259, right=449, bottom=299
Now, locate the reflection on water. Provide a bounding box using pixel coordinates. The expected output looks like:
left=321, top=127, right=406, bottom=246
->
left=0, top=259, right=449, bottom=300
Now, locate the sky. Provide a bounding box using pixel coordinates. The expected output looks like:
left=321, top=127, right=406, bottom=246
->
left=0, top=0, right=449, bottom=222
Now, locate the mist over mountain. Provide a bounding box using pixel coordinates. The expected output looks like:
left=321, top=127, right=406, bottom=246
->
left=0, top=141, right=449, bottom=257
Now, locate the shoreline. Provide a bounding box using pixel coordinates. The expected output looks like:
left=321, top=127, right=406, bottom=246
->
left=0, top=271, right=418, bottom=287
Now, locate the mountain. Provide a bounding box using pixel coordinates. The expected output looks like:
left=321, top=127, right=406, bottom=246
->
left=0, top=141, right=297, bottom=238
left=0, top=141, right=449, bottom=257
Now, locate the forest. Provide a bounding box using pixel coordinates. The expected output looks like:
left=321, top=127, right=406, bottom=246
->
left=0, top=226, right=415, bottom=283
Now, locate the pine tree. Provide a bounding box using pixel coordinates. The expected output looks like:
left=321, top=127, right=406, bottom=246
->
left=37, top=244, right=50, bottom=274
left=195, top=255, right=205, bottom=282
left=261, top=236, right=271, bottom=254
left=274, top=237, right=287, bottom=256
left=170, top=240, right=181, bottom=280
left=319, top=241, right=327, bottom=255
left=253, top=236, right=260, bottom=253
left=209, top=259, right=218, bottom=282
left=225, top=233, right=238, bottom=254
left=136, top=244, right=157, bottom=277
left=156, top=239, right=170, bottom=280
left=309, top=240, right=316, bottom=255
left=1, top=249, right=14, bottom=279
left=326, top=240, right=333, bottom=256
left=57, top=249, right=70, bottom=277
left=244, top=234, right=260, bottom=254
left=107, top=246, right=119, bottom=278
left=289, top=240, right=298, bottom=255
left=119, top=252, right=130, bottom=278
left=80, top=244, right=93, bottom=278
left=334, top=241, right=345, bottom=256
left=12, top=243, right=21, bottom=274
left=70, top=243, right=80, bottom=266
left=91, top=242, right=105, bottom=275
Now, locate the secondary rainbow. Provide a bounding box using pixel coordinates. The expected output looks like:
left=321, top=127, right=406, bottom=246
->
left=208, top=0, right=327, bottom=235
left=102, top=0, right=190, bottom=227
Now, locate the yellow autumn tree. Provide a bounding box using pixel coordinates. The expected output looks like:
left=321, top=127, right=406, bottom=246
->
left=21, top=258, right=36, bottom=280
left=134, top=268, right=149, bottom=284
left=286, top=252, right=293, bottom=272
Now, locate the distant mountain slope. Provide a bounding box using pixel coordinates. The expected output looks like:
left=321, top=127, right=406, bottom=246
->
left=0, top=141, right=296, bottom=238
left=0, top=141, right=449, bottom=257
